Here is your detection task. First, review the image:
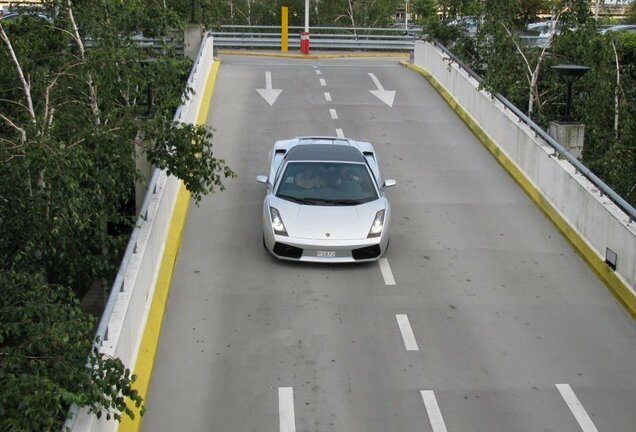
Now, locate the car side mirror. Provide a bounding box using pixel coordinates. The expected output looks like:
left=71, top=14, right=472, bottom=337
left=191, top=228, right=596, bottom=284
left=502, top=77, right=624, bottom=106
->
left=383, top=179, right=397, bottom=189
left=256, top=175, right=272, bottom=189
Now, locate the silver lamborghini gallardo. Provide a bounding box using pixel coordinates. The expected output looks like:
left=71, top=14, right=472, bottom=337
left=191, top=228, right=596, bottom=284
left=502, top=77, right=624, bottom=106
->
left=256, top=137, right=396, bottom=262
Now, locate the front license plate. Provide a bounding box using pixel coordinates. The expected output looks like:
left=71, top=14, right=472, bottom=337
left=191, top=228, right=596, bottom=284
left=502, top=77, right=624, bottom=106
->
left=316, top=250, right=336, bottom=258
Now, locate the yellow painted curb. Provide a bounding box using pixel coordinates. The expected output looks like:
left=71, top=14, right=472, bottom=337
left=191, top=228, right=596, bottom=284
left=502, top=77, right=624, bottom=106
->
left=119, top=59, right=222, bottom=431
left=219, top=49, right=408, bottom=60
left=401, top=60, right=636, bottom=320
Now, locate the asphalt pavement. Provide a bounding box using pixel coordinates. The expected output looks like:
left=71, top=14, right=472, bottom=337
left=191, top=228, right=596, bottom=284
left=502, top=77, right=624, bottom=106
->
left=141, top=55, right=636, bottom=432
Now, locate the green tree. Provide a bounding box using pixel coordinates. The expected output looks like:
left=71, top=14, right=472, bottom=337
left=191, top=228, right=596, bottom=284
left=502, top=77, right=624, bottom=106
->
left=0, top=0, right=235, bottom=428
left=0, top=0, right=234, bottom=294
left=0, top=271, right=144, bottom=430
left=428, top=0, right=636, bottom=207
left=477, top=0, right=592, bottom=116
left=553, top=30, right=636, bottom=204
left=627, top=0, right=636, bottom=23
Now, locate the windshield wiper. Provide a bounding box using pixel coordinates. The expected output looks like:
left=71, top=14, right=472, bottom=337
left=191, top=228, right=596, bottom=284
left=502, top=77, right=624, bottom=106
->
left=329, top=199, right=364, bottom=206
left=276, top=194, right=307, bottom=204
left=277, top=195, right=330, bottom=205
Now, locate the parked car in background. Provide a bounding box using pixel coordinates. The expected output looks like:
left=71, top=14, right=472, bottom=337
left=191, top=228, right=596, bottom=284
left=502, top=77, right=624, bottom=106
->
left=0, top=10, right=51, bottom=22
left=448, top=16, right=483, bottom=38
left=599, top=24, right=636, bottom=34
left=520, top=21, right=559, bottom=47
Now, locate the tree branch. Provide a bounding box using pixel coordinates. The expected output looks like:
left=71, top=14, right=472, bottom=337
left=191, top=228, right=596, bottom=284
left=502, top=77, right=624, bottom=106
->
left=0, top=113, right=27, bottom=144
left=501, top=24, right=533, bottom=80
left=67, top=0, right=101, bottom=125
left=0, top=22, right=36, bottom=125
left=610, top=38, right=620, bottom=139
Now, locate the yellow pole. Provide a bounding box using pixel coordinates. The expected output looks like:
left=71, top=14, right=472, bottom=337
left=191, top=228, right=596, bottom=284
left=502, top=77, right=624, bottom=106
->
left=281, top=6, right=288, bottom=53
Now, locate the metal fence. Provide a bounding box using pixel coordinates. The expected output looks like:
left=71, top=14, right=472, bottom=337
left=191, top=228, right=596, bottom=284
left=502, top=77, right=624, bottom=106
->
left=210, top=25, right=419, bottom=51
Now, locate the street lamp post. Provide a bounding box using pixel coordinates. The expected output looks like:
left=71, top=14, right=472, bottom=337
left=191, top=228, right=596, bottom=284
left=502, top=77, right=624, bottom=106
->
left=551, top=64, right=591, bottom=122
left=405, top=0, right=409, bottom=29
left=548, top=64, right=591, bottom=159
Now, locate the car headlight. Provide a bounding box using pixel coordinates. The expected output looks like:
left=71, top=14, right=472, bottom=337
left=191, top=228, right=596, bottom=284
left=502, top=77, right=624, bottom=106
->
left=270, top=207, right=288, bottom=236
left=367, top=209, right=385, bottom=238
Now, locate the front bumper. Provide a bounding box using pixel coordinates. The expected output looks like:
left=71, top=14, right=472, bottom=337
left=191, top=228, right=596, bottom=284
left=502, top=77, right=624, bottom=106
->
left=264, top=233, right=389, bottom=263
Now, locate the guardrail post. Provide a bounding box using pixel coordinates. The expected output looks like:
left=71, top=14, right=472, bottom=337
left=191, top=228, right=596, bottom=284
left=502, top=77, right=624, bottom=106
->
left=301, top=32, right=310, bottom=55
left=281, top=6, right=288, bottom=52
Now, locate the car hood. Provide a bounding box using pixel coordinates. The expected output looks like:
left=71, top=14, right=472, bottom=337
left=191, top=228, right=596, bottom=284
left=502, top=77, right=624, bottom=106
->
left=270, top=196, right=386, bottom=240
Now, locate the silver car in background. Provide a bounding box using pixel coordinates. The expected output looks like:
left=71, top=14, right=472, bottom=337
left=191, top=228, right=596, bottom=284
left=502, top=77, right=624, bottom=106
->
left=256, top=137, right=396, bottom=263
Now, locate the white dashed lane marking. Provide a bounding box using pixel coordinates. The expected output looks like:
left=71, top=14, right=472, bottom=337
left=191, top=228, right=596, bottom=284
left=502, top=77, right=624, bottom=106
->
left=336, top=128, right=344, bottom=138
left=324, top=92, right=332, bottom=102
left=319, top=78, right=326, bottom=86
left=315, top=70, right=322, bottom=75
left=329, top=109, right=338, bottom=120
left=378, top=258, right=395, bottom=285
left=556, top=384, right=599, bottom=432
left=396, top=314, right=419, bottom=351
left=421, top=391, right=449, bottom=432
left=278, top=387, right=296, bottom=432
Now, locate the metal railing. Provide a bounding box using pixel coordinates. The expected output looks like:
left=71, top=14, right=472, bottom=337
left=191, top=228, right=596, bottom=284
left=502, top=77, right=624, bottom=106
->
left=432, top=39, right=636, bottom=222
left=211, top=25, right=419, bottom=51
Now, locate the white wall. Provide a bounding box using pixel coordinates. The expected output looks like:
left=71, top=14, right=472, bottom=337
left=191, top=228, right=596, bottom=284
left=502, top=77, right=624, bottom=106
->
left=413, top=40, right=636, bottom=293
left=69, top=33, right=215, bottom=432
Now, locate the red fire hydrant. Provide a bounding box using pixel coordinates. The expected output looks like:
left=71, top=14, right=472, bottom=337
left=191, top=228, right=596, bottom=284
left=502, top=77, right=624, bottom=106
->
left=300, top=32, right=310, bottom=55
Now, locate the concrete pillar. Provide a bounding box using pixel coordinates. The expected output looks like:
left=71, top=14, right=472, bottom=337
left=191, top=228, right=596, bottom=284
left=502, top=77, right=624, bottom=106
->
left=184, top=24, right=204, bottom=61
left=548, top=122, right=586, bottom=160
left=134, top=132, right=153, bottom=215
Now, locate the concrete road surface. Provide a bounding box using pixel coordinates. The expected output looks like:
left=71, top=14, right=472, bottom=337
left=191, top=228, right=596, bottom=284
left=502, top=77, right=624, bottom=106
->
left=141, top=55, right=636, bottom=432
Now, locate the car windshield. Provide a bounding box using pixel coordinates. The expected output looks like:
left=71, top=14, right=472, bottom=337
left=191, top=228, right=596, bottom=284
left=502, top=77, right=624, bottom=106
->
left=276, top=162, right=378, bottom=206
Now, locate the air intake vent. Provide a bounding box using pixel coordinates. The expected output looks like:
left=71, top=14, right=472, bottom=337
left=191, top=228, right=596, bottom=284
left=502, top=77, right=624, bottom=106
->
left=352, top=245, right=381, bottom=260
left=273, top=242, right=303, bottom=259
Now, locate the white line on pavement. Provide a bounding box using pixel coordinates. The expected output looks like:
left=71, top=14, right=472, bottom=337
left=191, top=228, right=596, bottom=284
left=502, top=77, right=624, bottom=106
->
left=378, top=258, right=396, bottom=285
left=336, top=128, right=344, bottom=138
left=316, top=70, right=322, bottom=75
left=556, top=384, right=599, bottom=432
left=278, top=387, right=296, bottom=432
left=396, top=314, right=419, bottom=351
left=330, top=109, right=338, bottom=120
left=319, top=78, right=326, bottom=86
left=421, top=391, right=449, bottom=432
left=324, top=92, right=332, bottom=102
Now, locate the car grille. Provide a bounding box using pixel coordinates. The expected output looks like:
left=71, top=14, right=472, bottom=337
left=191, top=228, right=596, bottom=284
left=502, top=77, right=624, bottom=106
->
left=273, top=242, right=303, bottom=259
left=352, top=245, right=381, bottom=260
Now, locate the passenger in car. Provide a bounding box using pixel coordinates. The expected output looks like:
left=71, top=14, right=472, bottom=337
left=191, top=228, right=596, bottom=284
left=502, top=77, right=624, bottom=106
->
left=295, top=168, right=326, bottom=189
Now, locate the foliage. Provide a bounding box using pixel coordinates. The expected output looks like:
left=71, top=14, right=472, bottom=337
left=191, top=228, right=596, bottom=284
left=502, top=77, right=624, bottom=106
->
left=424, top=0, right=636, bottom=207
left=0, top=0, right=236, bottom=428
left=557, top=30, right=636, bottom=204
left=0, top=0, right=234, bottom=294
left=185, top=0, right=403, bottom=28
left=0, top=271, right=143, bottom=431
left=628, top=0, right=636, bottom=23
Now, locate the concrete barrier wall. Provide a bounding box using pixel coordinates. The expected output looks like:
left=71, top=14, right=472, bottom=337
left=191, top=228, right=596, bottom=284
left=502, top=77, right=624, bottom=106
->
left=413, top=40, right=636, bottom=296
left=70, top=33, right=215, bottom=432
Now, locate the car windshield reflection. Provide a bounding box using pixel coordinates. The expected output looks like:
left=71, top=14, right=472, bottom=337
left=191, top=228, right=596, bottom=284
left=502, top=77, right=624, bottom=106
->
left=276, top=162, right=378, bottom=205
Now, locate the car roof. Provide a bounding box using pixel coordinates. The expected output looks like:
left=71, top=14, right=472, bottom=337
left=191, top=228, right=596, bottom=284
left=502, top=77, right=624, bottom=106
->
left=285, top=144, right=366, bottom=163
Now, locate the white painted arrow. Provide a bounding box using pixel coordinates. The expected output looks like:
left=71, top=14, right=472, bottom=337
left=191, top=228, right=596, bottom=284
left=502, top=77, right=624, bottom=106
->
left=256, top=71, right=282, bottom=106
left=368, top=72, right=396, bottom=107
